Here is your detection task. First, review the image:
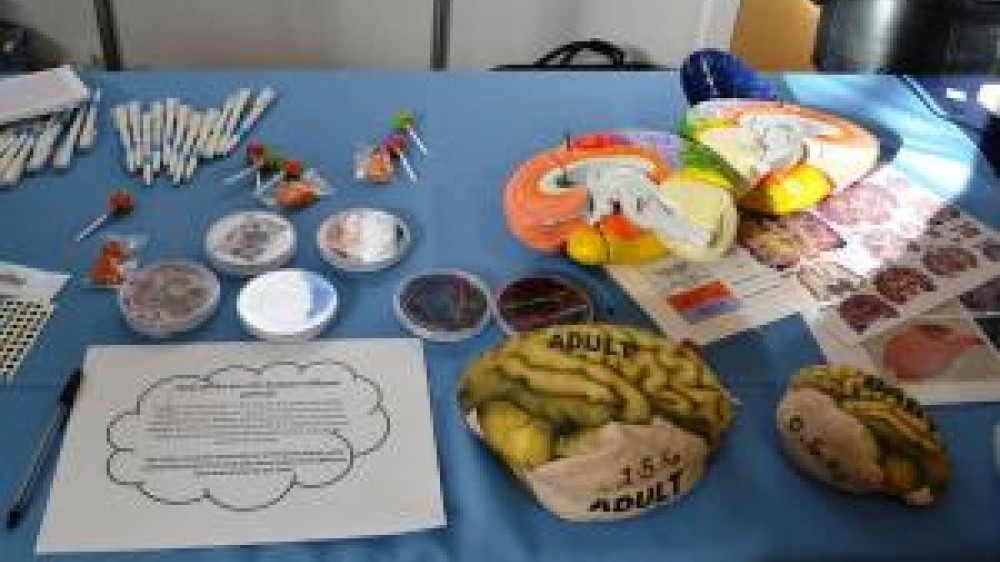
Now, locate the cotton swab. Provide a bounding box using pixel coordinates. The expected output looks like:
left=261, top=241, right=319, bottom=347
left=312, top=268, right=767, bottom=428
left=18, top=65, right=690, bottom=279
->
left=223, top=87, right=276, bottom=154
left=53, top=104, right=87, bottom=169
left=77, top=88, right=101, bottom=150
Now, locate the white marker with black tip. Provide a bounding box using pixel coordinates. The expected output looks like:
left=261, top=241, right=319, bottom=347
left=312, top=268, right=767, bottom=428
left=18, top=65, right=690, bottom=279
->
left=162, top=98, right=178, bottom=168
left=213, top=88, right=251, bottom=156
left=53, top=105, right=87, bottom=170
left=185, top=109, right=217, bottom=181
left=127, top=102, right=141, bottom=172
left=0, top=134, right=27, bottom=181
left=206, top=93, right=236, bottom=158
left=112, top=105, right=134, bottom=172
left=174, top=110, right=201, bottom=184
left=224, top=87, right=276, bottom=154
left=27, top=113, right=66, bottom=172
left=77, top=88, right=101, bottom=150
left=168, top=105, right=191, bottom=181
left=150, top=101, right=163, bottom=175
left=197, top=108, right=221, bottom=158
left=1, top=132, right=36, bottom=186
left=141, top=112, right=153, bottom=185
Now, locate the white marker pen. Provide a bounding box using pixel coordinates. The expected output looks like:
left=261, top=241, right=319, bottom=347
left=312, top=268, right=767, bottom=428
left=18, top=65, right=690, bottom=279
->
left=214, top=88, right=251, bottom=156
left=224, top=87, right=276, bottom=154
left=77, top=88, right=102, bottom=150
left=53, top=104, right=87, bottom=169
left=150, top=101, right=163, bottom=175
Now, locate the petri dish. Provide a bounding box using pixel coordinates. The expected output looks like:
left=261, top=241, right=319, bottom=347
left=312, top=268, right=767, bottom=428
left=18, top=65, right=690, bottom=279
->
left=118, top=260, right=220, bottom=338
left=205, top=210, right=296, bottom=277
left=317, top=208, right=411, bottom=273
left=237, top=269, right=338, bottom=341
left=395, top=269, right=491, bottom=342
left=493, top=274, right=594, bottom=334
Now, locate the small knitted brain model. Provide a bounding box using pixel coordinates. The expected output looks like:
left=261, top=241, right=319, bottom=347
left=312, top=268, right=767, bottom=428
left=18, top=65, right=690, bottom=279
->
left=776, top=365, right=950, bottom=506
left=459, top=324, right=736, bottom=521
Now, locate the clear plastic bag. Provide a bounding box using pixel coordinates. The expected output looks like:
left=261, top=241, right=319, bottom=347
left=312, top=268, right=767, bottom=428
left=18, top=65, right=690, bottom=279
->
left=255, top=168, right=332, bottom=211
left=87, top=233, right=148, bottom=289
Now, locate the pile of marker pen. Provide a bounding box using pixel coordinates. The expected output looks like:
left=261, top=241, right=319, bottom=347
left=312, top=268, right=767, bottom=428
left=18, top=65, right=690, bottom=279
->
left=112, top=87, right=276, bottom=186
left=0, top=89, right=102, bottom=187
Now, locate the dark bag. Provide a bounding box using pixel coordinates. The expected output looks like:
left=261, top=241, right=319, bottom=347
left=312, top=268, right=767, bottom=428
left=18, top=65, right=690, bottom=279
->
left=0, top=22, right=32, bottom=72
left=493, top=39, right=661, bottom=71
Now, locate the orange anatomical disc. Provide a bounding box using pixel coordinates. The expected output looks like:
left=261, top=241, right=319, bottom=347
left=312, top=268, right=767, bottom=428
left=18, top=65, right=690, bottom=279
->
left=504, top=140, right=671, bottom=252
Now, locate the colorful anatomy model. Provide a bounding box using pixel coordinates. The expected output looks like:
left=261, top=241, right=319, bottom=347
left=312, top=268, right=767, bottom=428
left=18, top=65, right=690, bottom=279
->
left=504, top=130, right=741, bottom=266
left=506, top=100, right=879, bottom=267
left=683, top=100, right=879, bottom=216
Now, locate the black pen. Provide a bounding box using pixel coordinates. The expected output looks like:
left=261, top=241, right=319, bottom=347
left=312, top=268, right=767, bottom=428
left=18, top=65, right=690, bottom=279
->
left=5, top=369, right=83, bottom=530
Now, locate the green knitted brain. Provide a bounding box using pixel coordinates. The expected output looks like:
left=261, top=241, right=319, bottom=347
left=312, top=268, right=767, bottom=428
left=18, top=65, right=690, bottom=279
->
left=459, top=324, right=735, bottom=521
left=776, top=365, right=950, bottom=506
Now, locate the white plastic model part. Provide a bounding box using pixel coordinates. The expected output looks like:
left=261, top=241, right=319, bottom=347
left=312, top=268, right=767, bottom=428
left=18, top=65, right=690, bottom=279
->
left=977, top=84, right=1000, bottom=116
left=0, top=66, right=89, bottom=126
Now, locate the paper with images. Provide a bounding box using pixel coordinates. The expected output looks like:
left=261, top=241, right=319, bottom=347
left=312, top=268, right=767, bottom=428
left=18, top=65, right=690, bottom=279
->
left=607, top=249, right=806, bottom=345
left=609, top=164, right=1000, bottom=346
left=811, top=277, right=1000, bottom=405
left=37, top=339, right=445, bottom=554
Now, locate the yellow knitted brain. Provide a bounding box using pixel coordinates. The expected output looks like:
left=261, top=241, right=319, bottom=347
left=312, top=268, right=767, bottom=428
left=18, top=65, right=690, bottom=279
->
left=776, top=365, right=950, bottom=506
left=459, top=324, right=736, bottom=521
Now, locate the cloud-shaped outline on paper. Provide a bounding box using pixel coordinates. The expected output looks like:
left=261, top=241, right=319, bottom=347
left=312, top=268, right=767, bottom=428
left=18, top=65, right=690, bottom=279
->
left=106, top=360, right=391, bottom=511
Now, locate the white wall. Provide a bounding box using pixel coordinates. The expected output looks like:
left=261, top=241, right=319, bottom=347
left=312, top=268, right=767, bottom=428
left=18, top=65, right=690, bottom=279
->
left=450, top=0, right=741, bottom=68
left=115, top=0, right=431, bottom=68
left=3, top=0, right=741, bottom=69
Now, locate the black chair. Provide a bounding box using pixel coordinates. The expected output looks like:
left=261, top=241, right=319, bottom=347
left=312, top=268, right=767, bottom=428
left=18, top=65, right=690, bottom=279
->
left=813, top=0, right=1000, bottom=73
left=493, top=39, right=662, bottom=71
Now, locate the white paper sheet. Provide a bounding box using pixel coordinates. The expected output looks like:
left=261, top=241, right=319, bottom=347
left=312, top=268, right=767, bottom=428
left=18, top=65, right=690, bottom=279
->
left=607, top=249, right=805, bottom=345
left=37, top=339, right=446, bottom=554
left=0, top=261, right=70, bottom=301
left=609, top=164, right=1000, bottom=346
left=811, top=278, right=1000, bottom=406
left=0, top=66, right=89, bottom=126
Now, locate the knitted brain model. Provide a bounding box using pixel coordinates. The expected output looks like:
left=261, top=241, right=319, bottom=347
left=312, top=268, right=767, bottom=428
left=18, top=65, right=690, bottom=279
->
left=459, top=324, right=735, bottom=521
left=776, top=365, right=950, bottom=506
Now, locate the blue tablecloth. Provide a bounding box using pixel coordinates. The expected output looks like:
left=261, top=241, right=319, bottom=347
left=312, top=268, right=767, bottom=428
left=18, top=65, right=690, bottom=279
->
left=1, top=71, right=998, bottom=561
